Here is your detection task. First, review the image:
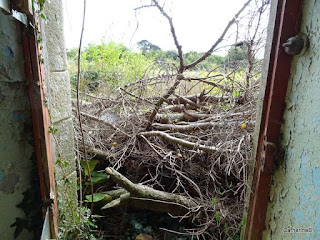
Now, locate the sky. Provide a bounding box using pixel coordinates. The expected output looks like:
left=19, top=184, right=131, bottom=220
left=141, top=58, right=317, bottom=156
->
left=62, top=0, right=255, bottom=54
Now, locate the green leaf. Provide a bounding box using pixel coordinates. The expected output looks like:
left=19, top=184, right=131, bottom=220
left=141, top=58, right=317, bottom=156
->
left=80, top=160, right=99, bottom=175
left=232, top=89, right=241, bottom=97
left=48, top=125, right=58, bottom=134
left=233, top=235, right=240, bottom=240
left=85, top=193, right=106, bottom=202
left=56, top=159, right=62, bottom=166
left=238, top=216, right=247, bottom=228
left=212, top=198, right=216, bottom=207
left=87, top=220, right=97, bottom=228
left=224, top=223, right=229, bottom=232
left=229, top=182, right=233, bottom=188
left=39, top=13, right=46, bottom=19
left=215, top=212, right=221, bottom=222
left=91, top=171, right=109, bottom=184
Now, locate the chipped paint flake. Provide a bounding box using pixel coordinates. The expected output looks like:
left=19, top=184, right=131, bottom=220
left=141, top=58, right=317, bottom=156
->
left=263, top=0, right=320, bottom=239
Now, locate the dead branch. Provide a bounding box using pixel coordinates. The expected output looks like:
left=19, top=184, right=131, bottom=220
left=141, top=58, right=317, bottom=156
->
left=154, top=112, right=201, bottom=123
left=146, top=74, right=184, bottom=129
left=183, top=77, right=233, bottom=93
left=139, top=131, right=228, bottom=153
left=185, top=0, right=252, bottom=70
left=173, top=93, right=201, bottom=109
left=80, top=111, right=130, bottom=137
left=101, top=191, right=130, bottom=209
left=119, top=87, right=154, bottom=105
left=181, top=107, right=212, bottom=121
left=151, top=121, right=238, bottom=132
left=159, top=104, right=198, bottom=113
left=166, top=94, right=229, bottom=105
left=86, top=147, right=114, bottom=160
left=152, top=0, right=184, bottom=73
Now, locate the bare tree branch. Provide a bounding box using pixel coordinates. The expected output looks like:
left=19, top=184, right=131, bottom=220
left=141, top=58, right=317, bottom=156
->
left=185, top=0, right=252, bottom=70
left=146, top=74, right=184, bottom=129
left=152, top=0, right=184, bottom=73
left=152, top=121, right=254, bottom=132
left=80, top=111, right=131, bottom=137
left=134, top=4, right=155, bottom=11
left=139, top=131, right=229, bottom=153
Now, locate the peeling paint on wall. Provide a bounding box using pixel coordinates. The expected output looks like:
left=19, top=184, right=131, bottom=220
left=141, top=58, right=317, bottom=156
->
left=263, top=0, right=320, bottom=239
left=4, top=46, right=14, bottom=60
left=0, top=11, right=35, bottom=240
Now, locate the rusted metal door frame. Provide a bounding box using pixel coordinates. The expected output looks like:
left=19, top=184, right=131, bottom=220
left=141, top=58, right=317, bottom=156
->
left=22, top=19, right=59, bottom=239
left=244, top=0, right=304, bottom=239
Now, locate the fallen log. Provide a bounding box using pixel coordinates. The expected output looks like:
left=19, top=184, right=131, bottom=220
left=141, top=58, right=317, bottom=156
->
left=102, top=167, right=199, bottom=215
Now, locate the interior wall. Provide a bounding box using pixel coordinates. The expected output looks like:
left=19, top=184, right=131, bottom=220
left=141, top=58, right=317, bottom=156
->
left=0, top=11, right=35, bottom=240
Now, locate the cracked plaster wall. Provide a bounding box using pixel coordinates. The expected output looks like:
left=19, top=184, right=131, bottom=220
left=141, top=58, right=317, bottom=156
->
left=263, top=0, right=320, bottom=239
left=0, top=11, right=34, bottom=240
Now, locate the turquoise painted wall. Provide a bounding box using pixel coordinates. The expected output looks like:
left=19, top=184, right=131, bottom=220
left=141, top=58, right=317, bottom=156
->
left=263, top=0, right=320, bottom=239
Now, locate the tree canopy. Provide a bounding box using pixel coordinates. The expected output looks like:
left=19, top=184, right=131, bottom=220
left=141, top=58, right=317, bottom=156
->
left=137, top=40, right=161, bottom=51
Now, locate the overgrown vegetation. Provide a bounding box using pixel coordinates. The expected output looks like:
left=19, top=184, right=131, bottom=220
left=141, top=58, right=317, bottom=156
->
left=67, top=41, right=232, bottom=94
left=67, top=0, right=270, bottom=239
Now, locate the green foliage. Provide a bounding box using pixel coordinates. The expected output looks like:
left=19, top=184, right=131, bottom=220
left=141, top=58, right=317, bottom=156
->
left=85, top=193, right=106, bottom=203
left=80, top=159, right=109, bottom=185
left=66, top=48, right=78, bottom=60
left=80, top=160, right=99, bottom=176
left=226, top=46, right=247, bottom=62
left=36, top=0, right=46, bottom=11
left=143, top=49, right=225, bottom=70
left=212, top=198, right=216, bottom=207
left=90, top=171, right=109, bottom=184
left=215, top=211, right=221, bottom=222
left=143, top=49, right=178, bottom=62
left=232, top=89, right=241, bottom=97
left=67, top=41, right=230, bottom=94
left=49, top=125, right=58, bottom=134
left=58, top=206, right=98, bottom=240
left=184, top=51, right=225, bottom=70
left=67, top=42, right=153, bottom=93
left=137, top=40, right=161, bottom=51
